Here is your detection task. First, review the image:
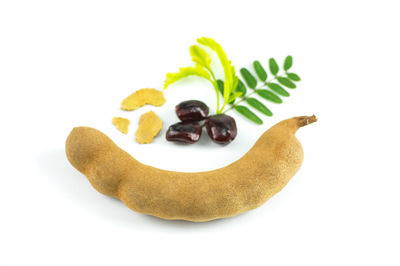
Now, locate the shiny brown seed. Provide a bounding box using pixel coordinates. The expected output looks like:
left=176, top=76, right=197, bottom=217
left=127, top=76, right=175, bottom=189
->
left=166, top=122, right=202, bottom=144
left=205, top=114, right=237, bottom=144
left=175, top=100, right=209, bottom=122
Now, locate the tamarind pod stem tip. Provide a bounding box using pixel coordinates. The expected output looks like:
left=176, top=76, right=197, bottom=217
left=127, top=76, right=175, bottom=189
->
left=297, top=115, right=317, bottom=127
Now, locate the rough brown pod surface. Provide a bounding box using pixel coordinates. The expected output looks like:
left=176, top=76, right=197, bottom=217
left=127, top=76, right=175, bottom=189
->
left=65, top=115, right=317, bottom=222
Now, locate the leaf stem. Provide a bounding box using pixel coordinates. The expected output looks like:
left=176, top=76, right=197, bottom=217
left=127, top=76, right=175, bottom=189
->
left=220, top=101, right=228, bottom=113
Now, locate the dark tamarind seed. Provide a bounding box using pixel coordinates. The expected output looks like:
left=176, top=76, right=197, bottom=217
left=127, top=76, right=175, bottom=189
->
left=166, top=122, right=202, bottom=144
left=205, top=114, right=237, bottom=144
left=175, top=100, right=209, bottom=122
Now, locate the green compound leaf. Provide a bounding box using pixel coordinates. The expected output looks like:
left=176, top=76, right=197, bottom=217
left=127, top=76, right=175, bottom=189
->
left=190, top=45, right=211, bottom=69
left=266, top=82, right=290, bottom=97
left=240, top=68, right=257, bottom=89
left=269, top=58, right=279, bottom=76
left=277, top=77, right=296, bottom=89
left=246, top=98, right=273, bottom=116
left=283, top=55, right=293, bottom=71
left=287, top=72, right=301, bottom=81
left=257, top=89, right=282, bottom=103
left=253, top=60, right=267, bottom=81
left=164, top=66, right=211, bottom=90
left=235, top=105, right=263, bottom=124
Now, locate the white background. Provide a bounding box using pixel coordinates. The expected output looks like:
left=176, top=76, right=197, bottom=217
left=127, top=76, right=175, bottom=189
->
left=1, top=0, right=399, bottom=265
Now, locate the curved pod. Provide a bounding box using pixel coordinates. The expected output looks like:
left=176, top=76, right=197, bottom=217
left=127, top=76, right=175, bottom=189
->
left=66, top=115, right=317, bottom=222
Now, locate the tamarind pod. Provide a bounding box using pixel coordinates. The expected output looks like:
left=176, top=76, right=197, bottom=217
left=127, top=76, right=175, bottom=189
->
left=65, top=115, right=317, bottom=222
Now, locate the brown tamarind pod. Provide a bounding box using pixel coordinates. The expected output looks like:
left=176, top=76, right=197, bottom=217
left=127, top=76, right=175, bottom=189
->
left=65, top=115, right=317, bottom=222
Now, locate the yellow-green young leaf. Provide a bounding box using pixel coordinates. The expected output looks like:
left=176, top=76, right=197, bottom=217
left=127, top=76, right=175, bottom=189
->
left=164, top=66, right=211, bottom=90
left=190, top=45, right=211, bottom=69
left=235, top=105, right=263, bottom=124
left=197, top=37, right=236, bottom=102
left=223, top=60, right=233, bottom=102
left=232, top=66, right=239, bottom=91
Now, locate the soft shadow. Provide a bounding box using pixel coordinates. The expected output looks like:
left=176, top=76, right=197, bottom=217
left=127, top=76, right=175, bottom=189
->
left=36, top=149, right=249, bottom=229
left=37, top=149, right=127, bottom=218
left=141, top=213, right=228, bottom=228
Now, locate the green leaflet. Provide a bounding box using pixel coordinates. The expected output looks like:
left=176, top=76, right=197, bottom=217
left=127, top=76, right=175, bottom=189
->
left=253, top=60, right=267, bottom=81
left=164, top=66, right=211, bottom=90
left=217, top=79, right=224, bottom=95
left=257, top=90, right=282, bottom=103
left=190, top=45, right=211, bottom=69
left=266, top=82, right=290, bottom=97
left=277, top=77, right=296, bottom=89
left=236, top=79, right=247, bottom=95
left=246, top=98, right=272, bottom=116
left=197, top=37, right=237, bottom=103
left=287, top=72, right=301, bottom=81
left=269, top=58, right=279, bottom=76
left=240, top=68, right=257, bottom=89
left=284, top=56, right=293, bottom=71
left=234, top=105, right=263, bottom=124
